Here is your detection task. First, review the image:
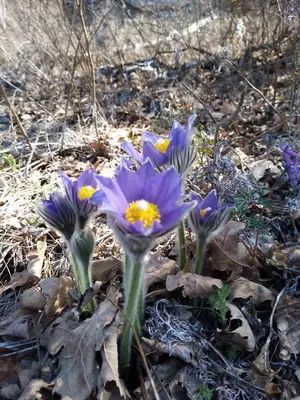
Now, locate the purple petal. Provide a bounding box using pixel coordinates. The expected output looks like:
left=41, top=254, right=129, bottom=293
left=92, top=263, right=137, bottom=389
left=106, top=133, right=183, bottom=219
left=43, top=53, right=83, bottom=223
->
left=60, top=173, right=74, bottom=197
left=168, top=120, right=187, bottom=151
left=135, top=161, right=156, bottom=181
left=201, top=190, right=218, bottom=211
left=116, top=167, right=144, bottom=203
left=157, top=201, right=196, bottom=234
left=142, top=139, right=169, bottom=165
left=121, top=142, right=144, bottom=165
left=90, top=189, right=106, bottom=205
left=77, top=168, right=98, bottom=189
left=140, top=167, right=181, bottom=213
left=94, top=176, right=128, bottom=213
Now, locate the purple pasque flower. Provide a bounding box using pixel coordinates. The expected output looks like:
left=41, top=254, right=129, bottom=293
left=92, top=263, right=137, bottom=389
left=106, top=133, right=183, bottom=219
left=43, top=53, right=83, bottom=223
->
left=188, top=190, right=233, bottom=240
left=121, top=114, right=197, bottom=177
left=91, top=161, right=196, bottom=259
left=60, top=168, right=105, bottom=229
left=280, top=145, right=300, bottom=186
left=38, top=192, right=76, bottom=241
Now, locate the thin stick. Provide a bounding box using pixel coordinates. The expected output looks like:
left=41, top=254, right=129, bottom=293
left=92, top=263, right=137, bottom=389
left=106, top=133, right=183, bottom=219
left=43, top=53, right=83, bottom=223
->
left=0, top=81, right=32, bottom=151
left=224, top=59, right=289, bottom=132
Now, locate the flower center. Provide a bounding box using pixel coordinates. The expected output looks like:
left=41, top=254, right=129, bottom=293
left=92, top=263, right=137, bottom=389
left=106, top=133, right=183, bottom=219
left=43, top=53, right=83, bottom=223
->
left=78, top=185, right=96, bottom=200
left=125, top=199, right=161, bottom=228
left=200, top=207, right=211, bottom=217
left=154, top=138, right=171, bottom=154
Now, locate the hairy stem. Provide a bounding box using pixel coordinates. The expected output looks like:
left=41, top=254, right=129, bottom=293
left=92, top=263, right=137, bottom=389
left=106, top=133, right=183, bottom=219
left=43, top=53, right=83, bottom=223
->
left=72, top=254, right=96, bottom=313
left=178, top=220, right=186, bottom=270
left=194, top=237, right=207, bottom=275
left=120, top=255, right=146, bottom=368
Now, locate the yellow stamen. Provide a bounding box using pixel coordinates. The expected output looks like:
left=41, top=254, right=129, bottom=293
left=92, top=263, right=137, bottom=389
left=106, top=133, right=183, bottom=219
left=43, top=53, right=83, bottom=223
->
left=78, top=185, right=96, bottom=200
left=154, top=138, right=171, bottom=154
left=200, top=207, right=211, bottom=217
left=125, top=199, right=161, bottom=228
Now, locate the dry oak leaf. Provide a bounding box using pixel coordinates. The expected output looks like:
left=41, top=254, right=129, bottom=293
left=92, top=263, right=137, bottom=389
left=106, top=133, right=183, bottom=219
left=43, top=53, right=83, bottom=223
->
left=97, top=313, right=127, bottom=399
left=275, top=297, right=300, bottom=360
left=229, top=277, right=275, bottom=306
left=0, top=270, right=39, bottom=295
left=166, top=271, right=222, bottom=298
left=40, top=276, right=73, bottom=317
left=91, top=256, right=122, bottom=285
left=20, top=287, right=46, bottom=311
left=210, top=221, right=250, bottom=275
left=42, top=287, right=123, bottom=400
left=217, top=303, right=255, bottom=351
left=146, top=251, right=178, bottom=288
left=26, top=238, right=47, bottom=278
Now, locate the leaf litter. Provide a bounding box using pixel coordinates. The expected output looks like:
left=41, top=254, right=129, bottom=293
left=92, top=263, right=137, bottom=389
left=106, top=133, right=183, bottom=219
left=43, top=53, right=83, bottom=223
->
left=1, top=11, right=300, bottom=399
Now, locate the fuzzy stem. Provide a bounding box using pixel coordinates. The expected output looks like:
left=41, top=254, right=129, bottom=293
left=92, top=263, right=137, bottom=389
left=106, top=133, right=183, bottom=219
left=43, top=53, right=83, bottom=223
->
left=72, top=254, right=96, bottom=313
left=194, top=237, right=207, bottom=275
left=120, top=255, right=146, bottom=368
left=178, top=220, right=186, bottom=270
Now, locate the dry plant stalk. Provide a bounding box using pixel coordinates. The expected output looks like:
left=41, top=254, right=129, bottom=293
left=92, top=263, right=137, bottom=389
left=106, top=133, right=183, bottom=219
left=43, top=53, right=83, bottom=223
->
left=0, top=80, right=32, bottom=150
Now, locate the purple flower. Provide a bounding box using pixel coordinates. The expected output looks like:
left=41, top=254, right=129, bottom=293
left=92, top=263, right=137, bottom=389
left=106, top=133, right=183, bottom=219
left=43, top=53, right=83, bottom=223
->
left=121, top=114, right=197, bottom=177
left=38, top=192, right=76, bottom=241
left=189, top=190, right=233, bottom=240
left=60, top=168, right=105, bottom=229
left=91, top=161, right=196, bottom=259
left=280, top=145, right=300, bottom=186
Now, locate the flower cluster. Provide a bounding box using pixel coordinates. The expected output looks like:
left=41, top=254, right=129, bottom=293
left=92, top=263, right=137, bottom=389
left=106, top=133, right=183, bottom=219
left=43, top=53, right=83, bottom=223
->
left=280, top=145, right=300, bottom=186
left=38, top=114, right=233, bottom=368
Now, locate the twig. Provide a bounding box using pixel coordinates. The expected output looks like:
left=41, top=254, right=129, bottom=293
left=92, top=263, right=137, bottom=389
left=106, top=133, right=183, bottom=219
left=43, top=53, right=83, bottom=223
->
left=0, top=80, right=33, bottom=151
left=77, top=0, right=103, bottom=141
left=224, top=59, right=290, bottom=132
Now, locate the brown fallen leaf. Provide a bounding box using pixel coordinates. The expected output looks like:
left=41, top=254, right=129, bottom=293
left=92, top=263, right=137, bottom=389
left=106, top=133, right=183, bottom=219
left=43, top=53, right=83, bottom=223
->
left=210, top=221, right=251, bottom=277
left=276, top=296, right=300, bottom=360
left=91, top=256, right=122, bottom=285
left=0, top=315, right=34, bottom=340
left=229, top=277, right=275, bottom=306
left=97, top=313, right=127, bottom=398
left=42, top=287, right=123, bottom=400
left=166, top=272, right=222, bottom=298
left=20, top=287, right=46, bottom=311
left=26, top=238, right=47, bottom=278
left=146, top=252, right=178, bottom=288
left=40, top=276, right=73, bottom=317
left=217, top=303, right=255, bottom=351
left=0, top=270, right=39, bottom=295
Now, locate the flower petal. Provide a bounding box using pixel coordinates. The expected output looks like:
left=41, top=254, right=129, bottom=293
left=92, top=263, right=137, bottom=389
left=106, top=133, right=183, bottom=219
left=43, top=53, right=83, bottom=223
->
left=201, top=190, right=218, bottom=211
left=95, top=176, right=128, bottom=213
left=77, top=168, right=98, bottom=189
left=121, top=142, right=144, bottom=165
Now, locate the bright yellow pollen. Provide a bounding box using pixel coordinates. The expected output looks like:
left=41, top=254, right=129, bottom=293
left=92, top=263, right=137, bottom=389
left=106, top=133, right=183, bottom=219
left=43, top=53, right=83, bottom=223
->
left=200, top=207, right=211, bottom=217
left=154, top=138, right=171, bottom=154
left=78, top=186, right=96, bottom=200
left=125, top=199, right=161, bottom=228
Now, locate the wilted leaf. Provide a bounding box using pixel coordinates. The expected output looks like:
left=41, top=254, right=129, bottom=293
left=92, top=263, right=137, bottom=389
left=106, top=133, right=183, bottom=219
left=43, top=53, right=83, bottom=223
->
left=42, top=287, right=122, bottom=400
left=0, top=314, right=35, bottom=340
left=275, top=297, right=300, bottom=360
left=217, top=303, right=255, bottom=351
left=20, top=287, right=46, bottom=311
left=146, top=252, right=178, bottom=287
left=166, top=272, right=222, bottom=298
left=26, top=238, right=47, bottom=278
left=229, top=277, right=274, bottom=306
left=210, top=221, right=251, bottom=276
left=0, top=270, right=39, bottom=295
left=97, top=313, right=127, bottom=398
left=143, top=338, right=201, bottom=367
left=40, top=276, right=73, bottom=317
left=91, top=256, right=122, bottom=285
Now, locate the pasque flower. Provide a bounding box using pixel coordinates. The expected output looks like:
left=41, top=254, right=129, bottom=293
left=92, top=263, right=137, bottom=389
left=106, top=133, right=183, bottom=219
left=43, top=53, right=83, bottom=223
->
left=60, top=168, right=105, bottom=229
left=38, top=192, right=76, bottom=241
left=121, top=114, right=197, bottom=176
left=91, top=161, right=196, bottom=257
left=92, top=161, right=196, bottom=367
left=280, top=145, right=300, bottom=186
left=188, top=190, right=233, bottom=275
